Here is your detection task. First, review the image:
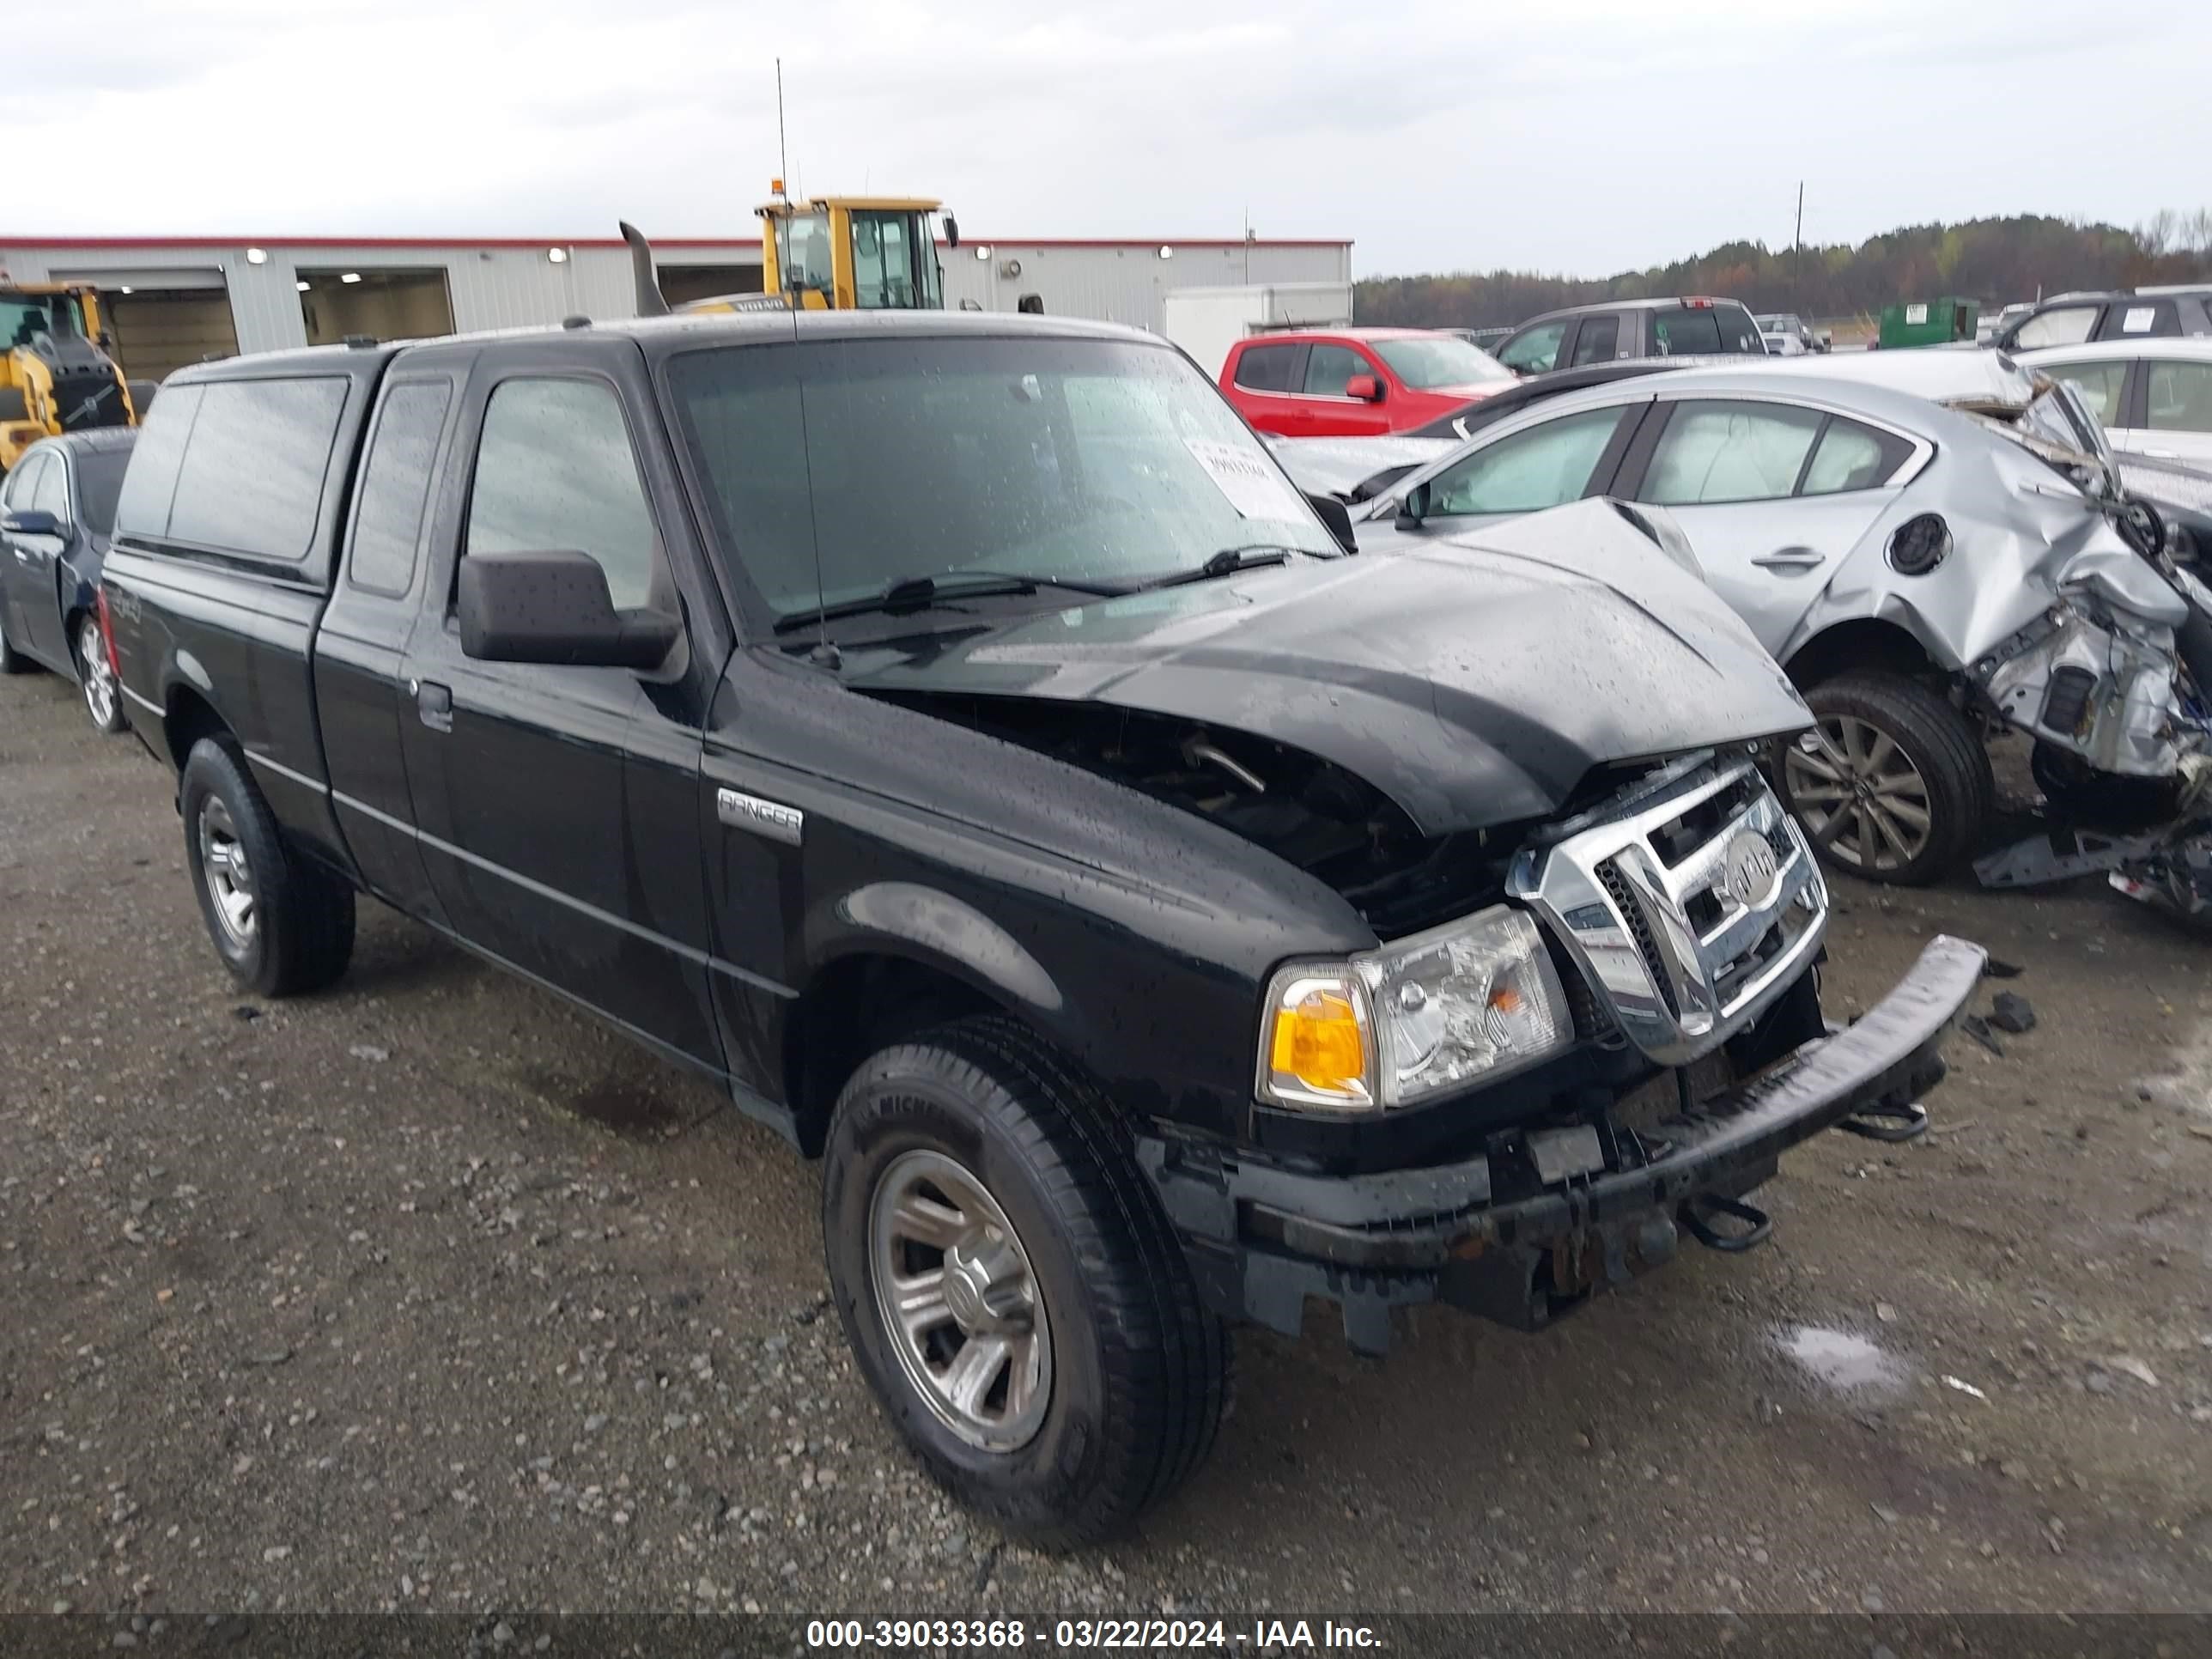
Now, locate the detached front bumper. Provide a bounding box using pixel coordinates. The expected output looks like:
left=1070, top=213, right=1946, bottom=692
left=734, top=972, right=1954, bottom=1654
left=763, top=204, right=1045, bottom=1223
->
left=1139, top=935, right=1986, bottom=1354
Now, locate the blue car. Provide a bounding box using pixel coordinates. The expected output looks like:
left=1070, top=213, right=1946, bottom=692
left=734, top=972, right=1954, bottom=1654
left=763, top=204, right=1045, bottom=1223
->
left=0, top=427, right=137, bottom=732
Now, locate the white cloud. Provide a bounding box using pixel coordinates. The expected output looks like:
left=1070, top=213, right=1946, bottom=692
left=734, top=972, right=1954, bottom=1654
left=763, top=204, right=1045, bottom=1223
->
left=7, top=0, right=2209, bottom=276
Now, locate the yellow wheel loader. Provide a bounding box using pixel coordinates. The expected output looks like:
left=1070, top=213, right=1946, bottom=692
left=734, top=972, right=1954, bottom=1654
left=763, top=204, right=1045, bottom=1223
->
left=619, top=187, right=958, bottom=319
left=1, top=281, right=142, bottom=474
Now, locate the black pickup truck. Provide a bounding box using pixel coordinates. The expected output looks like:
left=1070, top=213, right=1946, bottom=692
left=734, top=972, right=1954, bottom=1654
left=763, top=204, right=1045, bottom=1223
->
left=99, top=299, right=1984, bottom=1542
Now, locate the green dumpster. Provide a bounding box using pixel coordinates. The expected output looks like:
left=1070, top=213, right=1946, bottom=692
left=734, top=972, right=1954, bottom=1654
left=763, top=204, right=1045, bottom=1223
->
left=1877, top=296, right=1980, bottom=349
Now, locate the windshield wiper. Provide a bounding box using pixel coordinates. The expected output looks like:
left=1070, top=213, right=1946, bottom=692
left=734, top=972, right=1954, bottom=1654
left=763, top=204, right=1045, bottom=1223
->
left=1139, top=544, right=1303, bottom=592
left=772, top=571, right=1126, bottom=634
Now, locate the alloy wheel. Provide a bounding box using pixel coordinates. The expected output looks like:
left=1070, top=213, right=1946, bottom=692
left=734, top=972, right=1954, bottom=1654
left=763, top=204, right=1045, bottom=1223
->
left=197, top=797, right=258, bottom=948
left=868, top=1147, right=1053, bottom=1453
left=78, top=618, right=118, bottom=731
left=1784, top=715, right=1934, bottom=874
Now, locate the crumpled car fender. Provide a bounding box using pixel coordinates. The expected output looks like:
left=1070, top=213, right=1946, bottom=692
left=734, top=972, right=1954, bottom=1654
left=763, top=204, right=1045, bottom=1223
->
left=1774, top=445, right=2136, bottom=676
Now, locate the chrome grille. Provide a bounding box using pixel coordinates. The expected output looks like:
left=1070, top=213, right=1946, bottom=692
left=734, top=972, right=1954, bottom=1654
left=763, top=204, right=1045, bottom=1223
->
left=1595, top=860, right=1679, bottom=1019
left=1508, top=759, right=1827, bottom=1066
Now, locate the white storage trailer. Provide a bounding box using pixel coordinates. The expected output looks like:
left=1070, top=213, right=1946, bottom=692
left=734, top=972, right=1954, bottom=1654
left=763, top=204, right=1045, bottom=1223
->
left=1163, top=282, right=1357, bottom=380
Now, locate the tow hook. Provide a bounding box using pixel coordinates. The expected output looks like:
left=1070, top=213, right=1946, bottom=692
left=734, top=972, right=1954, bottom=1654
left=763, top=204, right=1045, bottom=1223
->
left=1838, top=1099, right=1929, bottom=1142
left=1679, top=1193, right=1772, bottom=1253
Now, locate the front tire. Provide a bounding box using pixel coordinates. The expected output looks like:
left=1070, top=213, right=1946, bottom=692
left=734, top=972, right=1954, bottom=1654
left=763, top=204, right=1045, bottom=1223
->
left=822, top=1016, right=1231, bottom=1547
left=1778, top=674, right=1990, bottom=885
left=75, top=616, right=127, bottom=734
left=180, top=737, right=356, bottom=996
left=0, top=607, right=24, bottom=675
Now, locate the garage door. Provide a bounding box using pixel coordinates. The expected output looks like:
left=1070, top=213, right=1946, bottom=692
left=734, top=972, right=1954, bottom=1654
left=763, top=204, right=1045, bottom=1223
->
left=104, top=291, right=241, bottom=385
left=296, top=269, right=454, bottom=346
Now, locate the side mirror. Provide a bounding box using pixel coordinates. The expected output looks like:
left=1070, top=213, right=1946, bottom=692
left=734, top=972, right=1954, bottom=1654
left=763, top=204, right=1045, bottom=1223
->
left=943, top=212, right=960, bottom=249
left=1395, top=481, right=1431, bottom=531
left=1346, top=373, right=1382, bottom=402
left=1304, top=491, right=1358, bottom=555
left=1, top=508, right=63, bottom=538
left=458, top=549, right=679, bottom=669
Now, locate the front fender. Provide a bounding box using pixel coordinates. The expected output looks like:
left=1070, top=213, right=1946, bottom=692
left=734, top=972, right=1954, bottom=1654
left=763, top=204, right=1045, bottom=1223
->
left=817, top=881, right=1064, bottom=1016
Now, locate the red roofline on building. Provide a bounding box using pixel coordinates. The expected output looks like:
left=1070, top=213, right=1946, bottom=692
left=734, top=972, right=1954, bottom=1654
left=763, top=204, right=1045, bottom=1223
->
left=938, top=239, right=1350, bottom=250
left=1, top=235, right=750, bottom=251
left=3, top=234, right=1350, bottom=252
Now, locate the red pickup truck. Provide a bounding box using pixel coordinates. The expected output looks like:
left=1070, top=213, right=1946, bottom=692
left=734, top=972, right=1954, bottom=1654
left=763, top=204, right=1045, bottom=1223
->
left=1219, top=327, right=1514, bottom=436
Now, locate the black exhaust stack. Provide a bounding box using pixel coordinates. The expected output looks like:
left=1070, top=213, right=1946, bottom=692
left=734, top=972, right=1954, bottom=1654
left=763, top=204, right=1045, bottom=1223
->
left=619, top=222, right=671, bottom=319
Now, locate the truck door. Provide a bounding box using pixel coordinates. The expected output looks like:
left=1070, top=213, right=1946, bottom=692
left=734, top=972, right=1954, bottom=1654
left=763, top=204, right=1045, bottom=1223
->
left=398, top=344, right=726, bottom=1073
left=313, top=373, right=459, bottom=924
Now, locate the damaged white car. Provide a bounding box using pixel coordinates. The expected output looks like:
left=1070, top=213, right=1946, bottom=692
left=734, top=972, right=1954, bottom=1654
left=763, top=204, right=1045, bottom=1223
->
left=1277, top=360, right=2212, bottom=922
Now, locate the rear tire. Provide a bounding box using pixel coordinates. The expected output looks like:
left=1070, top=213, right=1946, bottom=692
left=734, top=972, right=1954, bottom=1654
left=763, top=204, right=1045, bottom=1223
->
left=822, top=1015, right=1231, bottom=1547
left=180, top=737, right=356, bottom=996
left=1778, top=674, right=1990, bottom=885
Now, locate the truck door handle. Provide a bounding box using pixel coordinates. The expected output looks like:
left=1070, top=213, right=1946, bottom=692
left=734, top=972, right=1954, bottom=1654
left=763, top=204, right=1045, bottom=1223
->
left=1752, top=546, right=1825, bottom=571
left=415, top=679, right=453, bottom=733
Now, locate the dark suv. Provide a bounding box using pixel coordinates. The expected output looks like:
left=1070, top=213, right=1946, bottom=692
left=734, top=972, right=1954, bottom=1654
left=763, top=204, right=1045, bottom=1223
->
left=98, top=293, right=1981, bottom=1543
left=1989, top=287, right=2212, bottom=351
left=1492, top=296, right=1767, bottom=376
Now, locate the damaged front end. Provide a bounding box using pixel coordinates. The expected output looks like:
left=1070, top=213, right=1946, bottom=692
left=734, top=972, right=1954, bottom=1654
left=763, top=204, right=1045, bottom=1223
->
left=1960, top=384, right=2212, bottom=923
left=1137, top=750, right=1987, bottom=1352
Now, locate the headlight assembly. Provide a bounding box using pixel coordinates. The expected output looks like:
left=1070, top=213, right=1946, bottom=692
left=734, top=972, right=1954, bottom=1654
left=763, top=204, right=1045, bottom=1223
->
left=1257, top=906, right=1572, bottom=1113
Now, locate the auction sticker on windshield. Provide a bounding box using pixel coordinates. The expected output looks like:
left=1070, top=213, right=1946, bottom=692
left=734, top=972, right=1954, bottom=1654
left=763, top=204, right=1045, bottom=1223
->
left=1183, top=437, right=1307, bottom=523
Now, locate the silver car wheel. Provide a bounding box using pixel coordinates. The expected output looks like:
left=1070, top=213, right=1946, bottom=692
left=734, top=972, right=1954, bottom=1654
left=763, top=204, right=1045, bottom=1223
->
left=78, top=617, right=118, bottom=730
left=197, top=797, right=258, bottom=947
left=868, top=1147, right=1052, bottom=1453
left=1784, top=715, right=1934, bottom=873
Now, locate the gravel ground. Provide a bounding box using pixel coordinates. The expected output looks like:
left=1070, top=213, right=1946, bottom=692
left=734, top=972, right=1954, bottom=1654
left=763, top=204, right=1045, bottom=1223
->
left=3, top=666, right=2209, bottom=1623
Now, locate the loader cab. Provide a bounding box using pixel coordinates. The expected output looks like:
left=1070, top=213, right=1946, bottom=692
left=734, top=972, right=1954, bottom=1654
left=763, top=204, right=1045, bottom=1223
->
left=756, top=192, right=950, bottom=311
left=2, top=283, right=135, bottom=473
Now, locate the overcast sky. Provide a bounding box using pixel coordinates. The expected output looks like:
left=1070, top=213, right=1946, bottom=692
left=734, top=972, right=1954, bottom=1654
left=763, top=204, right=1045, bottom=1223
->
left=14, top=0, right=2211, bottom=277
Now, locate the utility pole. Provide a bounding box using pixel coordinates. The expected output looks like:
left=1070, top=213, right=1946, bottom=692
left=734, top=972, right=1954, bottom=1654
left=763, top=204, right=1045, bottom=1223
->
left=1794, top=180, right=1805, bottom=309
left=776, top=58, right=789, bottom=193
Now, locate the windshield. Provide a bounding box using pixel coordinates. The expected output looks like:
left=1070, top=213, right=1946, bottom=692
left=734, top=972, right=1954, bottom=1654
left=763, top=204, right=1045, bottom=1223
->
left=2, top=292, right=86, bottom=349
left=667, top=337, right=1337, bottom=626
left=1371, top=335, right=1512, bottom=390
left=75, top=447, right=131, bottom=535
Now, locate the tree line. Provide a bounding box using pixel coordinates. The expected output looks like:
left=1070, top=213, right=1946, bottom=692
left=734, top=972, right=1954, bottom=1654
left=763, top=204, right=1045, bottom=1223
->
left=1357, top=210, right=2212, bottom=329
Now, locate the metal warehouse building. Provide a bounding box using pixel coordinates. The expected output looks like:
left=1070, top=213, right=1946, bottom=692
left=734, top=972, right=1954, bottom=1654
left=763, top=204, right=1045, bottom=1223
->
left=1, top=233, right=1352, bottom=384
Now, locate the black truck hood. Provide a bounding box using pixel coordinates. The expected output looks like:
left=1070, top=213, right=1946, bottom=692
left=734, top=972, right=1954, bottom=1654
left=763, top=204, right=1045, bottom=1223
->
left=842, top=499, right=1811, bottom=835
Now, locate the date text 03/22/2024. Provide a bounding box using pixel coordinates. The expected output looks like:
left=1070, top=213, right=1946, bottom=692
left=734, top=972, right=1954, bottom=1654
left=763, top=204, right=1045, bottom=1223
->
left=805, top=1618, right=1382, bottom=1650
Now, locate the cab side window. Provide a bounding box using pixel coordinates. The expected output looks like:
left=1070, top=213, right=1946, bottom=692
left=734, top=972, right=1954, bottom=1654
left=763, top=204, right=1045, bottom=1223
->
left=1427, top=407, right=1626, bottom=516
left=1231, top=344, right=1301, bottom=392
left=1569, top=316, right=1620, bottom=367
left=1303, top=343, right=1370, bottom=397
left=465, top=379, right=659, bottom=610
left=349, top=380, right=453, bottom=597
